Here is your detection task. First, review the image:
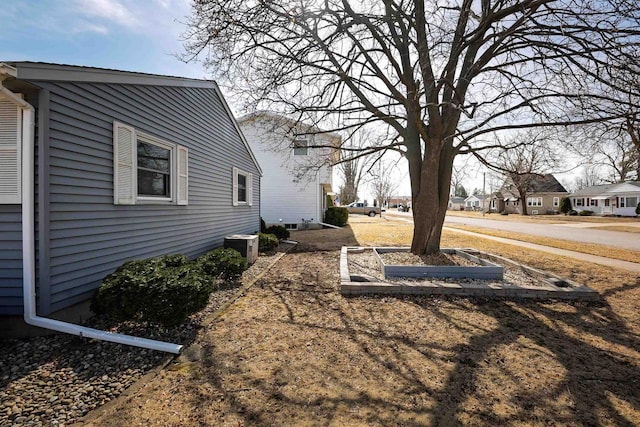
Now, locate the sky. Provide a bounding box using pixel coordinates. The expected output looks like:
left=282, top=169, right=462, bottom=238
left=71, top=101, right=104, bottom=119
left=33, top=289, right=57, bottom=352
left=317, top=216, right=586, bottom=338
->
left=0, top=0, right=204, bottom=80
left=0, top=0, right=581, bottom=202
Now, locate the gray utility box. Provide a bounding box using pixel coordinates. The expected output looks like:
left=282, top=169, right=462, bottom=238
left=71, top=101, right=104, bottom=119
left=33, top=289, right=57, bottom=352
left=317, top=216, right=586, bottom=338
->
left=224, top=234, right=259, bottom=265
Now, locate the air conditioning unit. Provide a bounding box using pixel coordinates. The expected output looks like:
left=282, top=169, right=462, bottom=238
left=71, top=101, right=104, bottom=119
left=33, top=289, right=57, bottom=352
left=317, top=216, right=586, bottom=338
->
left=224, top=234, right=259, bottom=265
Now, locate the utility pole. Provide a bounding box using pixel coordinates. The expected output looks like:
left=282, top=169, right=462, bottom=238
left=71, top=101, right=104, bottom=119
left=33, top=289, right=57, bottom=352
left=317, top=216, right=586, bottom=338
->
left=482, top=172, right=486, bottom=217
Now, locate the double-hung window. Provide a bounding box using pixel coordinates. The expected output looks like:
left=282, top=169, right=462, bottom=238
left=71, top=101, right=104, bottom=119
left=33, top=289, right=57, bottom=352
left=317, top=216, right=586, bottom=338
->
left=232, top=167, right=253, bottom=206
left=553, top=197, right=559, bottom=207
left=527, top=197, right=542, bottom=207
left=113, top=121, right=188, bottom=205
left=137, top=137, right=171, bottom=199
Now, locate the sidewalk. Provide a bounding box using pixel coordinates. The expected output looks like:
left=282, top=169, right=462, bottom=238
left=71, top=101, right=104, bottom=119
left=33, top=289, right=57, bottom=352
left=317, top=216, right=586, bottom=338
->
left=445, top=227, right=640, bottom=274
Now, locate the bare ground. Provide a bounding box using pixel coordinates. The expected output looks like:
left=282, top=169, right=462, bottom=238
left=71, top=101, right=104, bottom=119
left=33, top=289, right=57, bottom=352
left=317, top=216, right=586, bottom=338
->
left=79, top=223, right=640, bottom=426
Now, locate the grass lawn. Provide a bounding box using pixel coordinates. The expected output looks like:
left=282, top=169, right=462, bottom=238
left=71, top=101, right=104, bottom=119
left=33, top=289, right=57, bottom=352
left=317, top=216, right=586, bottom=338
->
left=446, top=209, right=640, bottom=224
left=443, top=224, right=640, bottom=264
left=85, top=216, right=640, bottom=426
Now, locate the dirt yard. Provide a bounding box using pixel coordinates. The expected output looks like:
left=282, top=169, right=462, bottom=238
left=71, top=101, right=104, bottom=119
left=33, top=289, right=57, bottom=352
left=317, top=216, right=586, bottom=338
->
left=80, top=218, right=640, bottom=426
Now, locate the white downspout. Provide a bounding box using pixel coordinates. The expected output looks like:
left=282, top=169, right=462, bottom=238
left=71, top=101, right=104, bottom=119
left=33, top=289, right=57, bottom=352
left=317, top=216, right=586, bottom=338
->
left=0, top=80, right=182, bottom=354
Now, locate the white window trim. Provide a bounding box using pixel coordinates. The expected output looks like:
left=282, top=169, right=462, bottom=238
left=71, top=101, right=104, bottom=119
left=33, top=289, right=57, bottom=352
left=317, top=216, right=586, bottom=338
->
left=553, top=197, right=559, bottom=207
left=527, top=197, right=542, bottom=207
left=232, top=167, right=253, bottom=207
left=136, top=132, right=175, bottom=203
left=113, top=121, right=188, bottom=205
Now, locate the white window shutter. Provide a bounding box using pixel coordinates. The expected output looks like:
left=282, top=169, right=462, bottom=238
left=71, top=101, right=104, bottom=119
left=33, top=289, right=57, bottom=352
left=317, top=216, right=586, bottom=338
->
left=232, top=167, right=238, bottom=206
left=113, top=122, right=136, bottom=205
left=0, top=95, right=21, bottom=204
left=247, top=173, right=253, bottom=206
left=177, top=145, right=188, bottom=205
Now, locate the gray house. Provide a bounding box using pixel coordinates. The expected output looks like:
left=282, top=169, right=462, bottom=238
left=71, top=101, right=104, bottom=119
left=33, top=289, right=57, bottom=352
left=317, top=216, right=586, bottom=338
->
left=0, top=62, right=262, bottom=332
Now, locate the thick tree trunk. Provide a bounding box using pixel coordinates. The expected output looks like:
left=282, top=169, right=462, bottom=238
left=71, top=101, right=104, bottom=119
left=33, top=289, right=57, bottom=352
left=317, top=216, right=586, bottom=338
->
left=408, top=137, right=454, bottom=255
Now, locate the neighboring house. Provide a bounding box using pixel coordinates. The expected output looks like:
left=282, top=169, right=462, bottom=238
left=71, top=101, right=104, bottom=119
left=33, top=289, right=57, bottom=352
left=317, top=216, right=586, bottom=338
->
left=570, top=182, right=640, bottom=216
left=388, top=196, right=412, bottom=209
left=464, top=194, right=489, bottom=211
left=493, top=174, right=568, bottom=215
left=0, top=62, right=262, bottom=331
left=238, top=112, right=339, bottom=230
left=448, top=196, right=465, bottom=210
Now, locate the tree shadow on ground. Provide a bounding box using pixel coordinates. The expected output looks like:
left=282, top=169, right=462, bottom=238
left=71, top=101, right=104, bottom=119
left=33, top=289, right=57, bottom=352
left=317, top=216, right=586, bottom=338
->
left=194, top=248, right=640, bottom=426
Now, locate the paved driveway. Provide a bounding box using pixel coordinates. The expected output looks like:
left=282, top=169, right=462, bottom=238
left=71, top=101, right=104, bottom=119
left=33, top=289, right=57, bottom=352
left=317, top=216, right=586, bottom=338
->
left=385, top=211, right=640, bottom=252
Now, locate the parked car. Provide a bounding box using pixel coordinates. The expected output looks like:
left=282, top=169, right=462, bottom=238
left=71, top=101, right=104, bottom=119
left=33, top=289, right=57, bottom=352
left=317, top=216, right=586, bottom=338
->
left=345, top=202, right=381, bottom=217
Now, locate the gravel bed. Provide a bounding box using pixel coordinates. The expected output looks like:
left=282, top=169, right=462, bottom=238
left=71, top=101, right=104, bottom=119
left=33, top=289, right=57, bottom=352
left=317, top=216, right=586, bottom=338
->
left=349, top=249, right=547, bottom=287
left=0, top=244, right=292, bottom=427
left=378, top=251, right=477, bottom=267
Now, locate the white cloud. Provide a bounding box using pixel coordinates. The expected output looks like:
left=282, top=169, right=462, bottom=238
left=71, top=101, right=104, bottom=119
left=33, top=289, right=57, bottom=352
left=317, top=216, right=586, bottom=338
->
left=76, top=0, right=139, bottom=28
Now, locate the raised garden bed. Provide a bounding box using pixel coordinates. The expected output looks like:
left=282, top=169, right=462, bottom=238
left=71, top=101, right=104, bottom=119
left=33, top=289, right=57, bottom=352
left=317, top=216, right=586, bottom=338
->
left=374, top=247, right=503, bottom=280
left=341, top=246, right=599, bottom=300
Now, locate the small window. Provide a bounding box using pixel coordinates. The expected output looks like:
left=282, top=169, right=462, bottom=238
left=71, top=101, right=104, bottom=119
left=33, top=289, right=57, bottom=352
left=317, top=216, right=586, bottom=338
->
left=527, top=197, right=542, bottom=207
left=113, top=122, right=188, bottom=205
left=620, top=197, right=625, bottom=207
left=293, top=139, right=308, bottom=155
left=553, top=197, right=559, bottom=207
left=590, top=199, right=598, bottom=207
left=137, top=139, right=171, bottom=198
left=237, top=172, right=247, bottom=203
left=232, top=167, right=253, bottom=206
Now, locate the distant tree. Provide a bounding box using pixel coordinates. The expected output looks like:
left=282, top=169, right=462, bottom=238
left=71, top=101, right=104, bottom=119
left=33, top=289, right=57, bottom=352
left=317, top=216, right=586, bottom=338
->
left=560, top=197, right=572, bottom=215
left=185, top=1, right=640, bottom=254
left=491, top=131, right=558, bottom=215
left=370, top=160, right=400, bottom=209
left=337, top=130, right=373, bottom=204
left=454, top=184, right=468, bottom=198
left=450, top=163, right=469, bottom=198
left=573, top=165, right=604, bottom=191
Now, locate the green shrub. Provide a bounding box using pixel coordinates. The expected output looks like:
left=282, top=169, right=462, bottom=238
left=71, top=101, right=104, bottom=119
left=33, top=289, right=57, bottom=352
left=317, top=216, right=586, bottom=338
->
left=636, top=202, right=640, bottom=215
left=559, top=197, right=572, bottom=215
left=92, top=256, right=213, bottom=327
left=326, top=194, right=334, bottom=208
left=260, top=217, right=267, bottom=233
left=578, top=209, right=593, bottom=216
left=265, top=225, right=290, bottom=239
left=569, top=209, right=578, bottom=216
left=324, top=207, right=349, bottom=226
left=259, top=233, right=279, bottom=252
left=197, top=248, right=247, bottom=281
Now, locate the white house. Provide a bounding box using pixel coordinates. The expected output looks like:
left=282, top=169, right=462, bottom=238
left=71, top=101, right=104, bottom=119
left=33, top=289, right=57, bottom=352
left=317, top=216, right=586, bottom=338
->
left=448, top=196, right=465, bottom=210
left=238, top=112, right=340, bottom=230
left=464, top=194, right=490, bottom=211
left=570, top=182, right=640, bottom=216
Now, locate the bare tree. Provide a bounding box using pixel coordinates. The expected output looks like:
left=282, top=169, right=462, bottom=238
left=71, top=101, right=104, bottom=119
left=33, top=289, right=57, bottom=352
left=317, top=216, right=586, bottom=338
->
left=337, top=128, right=377, bottom=204
left=450, top=163, right=469, bottom=198
left=184, top=0, right=640, bottom=254
left=370, top=160, right=400, bottom=208
left=491, top=131, right=559, bottom=215
left=573, top=165, right=604, bottom=191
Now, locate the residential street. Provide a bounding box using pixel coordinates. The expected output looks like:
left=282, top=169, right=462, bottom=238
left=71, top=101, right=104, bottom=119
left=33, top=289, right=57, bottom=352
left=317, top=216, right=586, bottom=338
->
left=387, top=211, right=640, bottom=252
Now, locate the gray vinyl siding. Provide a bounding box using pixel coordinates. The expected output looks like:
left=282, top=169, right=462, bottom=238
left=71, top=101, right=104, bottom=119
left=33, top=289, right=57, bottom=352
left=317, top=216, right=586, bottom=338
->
left=33, top=80, right=260, bottom=313
left=0, top=206, right=22, bottom=315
